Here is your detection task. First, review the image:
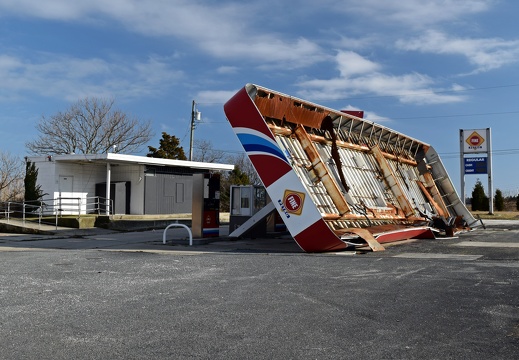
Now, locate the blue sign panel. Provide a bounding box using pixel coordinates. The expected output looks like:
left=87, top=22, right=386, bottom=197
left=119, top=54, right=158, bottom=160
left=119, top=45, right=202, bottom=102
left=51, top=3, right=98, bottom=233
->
left=464, top=157, right=487, bottom=174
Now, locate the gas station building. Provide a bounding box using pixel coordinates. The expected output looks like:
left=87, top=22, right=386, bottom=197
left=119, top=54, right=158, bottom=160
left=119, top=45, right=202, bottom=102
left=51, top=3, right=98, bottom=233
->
left=27, top=153, right=234, bottom=216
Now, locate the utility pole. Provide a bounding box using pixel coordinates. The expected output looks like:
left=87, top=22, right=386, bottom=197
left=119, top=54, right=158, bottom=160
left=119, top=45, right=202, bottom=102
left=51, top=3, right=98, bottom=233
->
left=189, top=100, right=196, bottom=161
left=189, top=100, right=202, bottom=161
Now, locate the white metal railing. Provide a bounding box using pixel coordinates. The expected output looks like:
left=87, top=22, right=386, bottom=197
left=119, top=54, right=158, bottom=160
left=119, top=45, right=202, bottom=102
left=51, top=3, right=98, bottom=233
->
left=0, top=196, right=114, bottom=227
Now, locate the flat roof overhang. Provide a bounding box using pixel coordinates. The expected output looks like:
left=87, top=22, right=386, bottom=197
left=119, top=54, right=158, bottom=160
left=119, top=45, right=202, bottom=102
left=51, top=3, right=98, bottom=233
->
left=40, top=153, right=235, bottom=172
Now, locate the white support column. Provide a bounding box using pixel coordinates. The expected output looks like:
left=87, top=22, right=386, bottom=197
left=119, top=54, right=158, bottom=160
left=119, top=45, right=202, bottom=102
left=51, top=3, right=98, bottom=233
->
left=106, top=162, right=111, bottom=215
left=487, top=128, right=493, bottom=215
left=459, top=129, right=465, bottom=205
left=228, top=202, right=276, bottom=238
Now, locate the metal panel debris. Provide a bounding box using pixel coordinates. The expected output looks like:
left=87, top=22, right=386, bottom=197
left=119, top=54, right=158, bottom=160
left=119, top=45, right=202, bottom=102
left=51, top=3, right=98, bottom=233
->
left=224, top=84, right=479, bottom=252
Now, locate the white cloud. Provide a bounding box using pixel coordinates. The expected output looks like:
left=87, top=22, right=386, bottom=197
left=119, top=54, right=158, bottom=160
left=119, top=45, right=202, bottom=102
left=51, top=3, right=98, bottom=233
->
left=336, top=51, right=380, bottom=77
left=216, top=66, right=239, bottom=75
left=0, top=0, right=506, bottom=74
left=0, top=0, right=94, bottom=20
left=397, top=30, right=519, bottom=73
left=297, top=51, right=466, bottom=105
left=0, top=0, right=325, bottom=68
left=341, top=105, right=390, bottom=123
left=325, top=0, right=492, bottom=28
left=0, top=0, right=508, bottom=104
left=210, top=37, right=325, bottom=69
left=195, top=89, right=239, bottom=106
left=332, top=35, right=379, bottom=51
left=0, top=53, right=183, bottom=101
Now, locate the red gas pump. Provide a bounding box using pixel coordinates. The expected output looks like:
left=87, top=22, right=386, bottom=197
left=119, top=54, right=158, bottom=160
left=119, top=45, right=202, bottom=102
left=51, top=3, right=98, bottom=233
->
left=192, top=173, right=220, bottom=238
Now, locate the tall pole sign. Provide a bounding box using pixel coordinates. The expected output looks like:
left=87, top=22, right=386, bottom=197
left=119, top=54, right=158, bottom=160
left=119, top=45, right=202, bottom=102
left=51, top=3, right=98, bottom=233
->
left=460, top=128, right=493, bottom=214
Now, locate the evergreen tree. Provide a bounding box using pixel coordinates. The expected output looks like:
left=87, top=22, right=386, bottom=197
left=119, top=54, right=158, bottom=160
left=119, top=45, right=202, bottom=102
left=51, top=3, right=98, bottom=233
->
left=147, top=132, right=187, bottom=160
left=494, top=189, right=505, bottom=211
left=516, top=195, right=519, bottom=211
left=227, top=167, right=251, bottom=186
left=24, top=161, right=45, bottom=203
left=471, top=179, right=489, bottom=211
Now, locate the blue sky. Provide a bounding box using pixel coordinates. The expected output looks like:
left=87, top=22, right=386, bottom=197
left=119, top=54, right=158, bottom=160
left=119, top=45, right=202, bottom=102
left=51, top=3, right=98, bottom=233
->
left=1, top=0, right=519, bottom=198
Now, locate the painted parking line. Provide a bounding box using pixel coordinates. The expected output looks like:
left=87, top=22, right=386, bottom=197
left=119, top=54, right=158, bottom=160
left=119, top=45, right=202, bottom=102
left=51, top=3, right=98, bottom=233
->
left=393, top=253, right=482, bottom=260
left=101, top=249, right=207, bottom=255
left=0, top=247, right=49, bottom=252
left=455, top=241, right=519, bottom=248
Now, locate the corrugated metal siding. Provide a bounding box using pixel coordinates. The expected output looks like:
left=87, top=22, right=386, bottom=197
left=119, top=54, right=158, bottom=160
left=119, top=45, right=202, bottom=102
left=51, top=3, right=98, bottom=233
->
left=144, top=172, right=193, bottom=214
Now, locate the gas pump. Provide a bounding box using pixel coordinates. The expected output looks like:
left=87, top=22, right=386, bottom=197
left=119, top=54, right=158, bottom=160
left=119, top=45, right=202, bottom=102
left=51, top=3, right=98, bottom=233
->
left=229, top=185, right=286, bottom=237
left=192, top=173, right=220, bottom=238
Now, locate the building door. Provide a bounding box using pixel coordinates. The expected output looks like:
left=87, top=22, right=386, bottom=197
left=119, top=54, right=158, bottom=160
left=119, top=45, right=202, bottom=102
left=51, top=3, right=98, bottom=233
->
left=58, top=175, right=74, bottom=214
left=59, top=175, right=73, bottom=194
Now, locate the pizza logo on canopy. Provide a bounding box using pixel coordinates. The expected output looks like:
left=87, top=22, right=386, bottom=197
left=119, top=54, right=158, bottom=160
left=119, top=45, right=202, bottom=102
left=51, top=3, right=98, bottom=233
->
left=281, top=190, right=305, bottom=216
left=466, top=131, right=485, bottom=149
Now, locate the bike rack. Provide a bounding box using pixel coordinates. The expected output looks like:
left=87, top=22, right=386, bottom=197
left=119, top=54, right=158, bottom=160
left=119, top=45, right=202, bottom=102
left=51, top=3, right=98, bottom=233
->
left=163, top=223, right=193, bottom=246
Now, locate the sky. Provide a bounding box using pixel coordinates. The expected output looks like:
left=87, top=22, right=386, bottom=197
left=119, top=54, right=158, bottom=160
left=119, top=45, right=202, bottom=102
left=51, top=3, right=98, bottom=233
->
left=1, top=0, right=519, bottom=198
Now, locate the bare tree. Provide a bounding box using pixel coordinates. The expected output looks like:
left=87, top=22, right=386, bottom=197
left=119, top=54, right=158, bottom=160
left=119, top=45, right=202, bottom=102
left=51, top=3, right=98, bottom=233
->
left=193, top=139, right=225, bottom=163
left=191, top=140, right=260, bottom=183
left=0, top=151, right=24, bottom=201
left=26, top=97, right=154, bottom=155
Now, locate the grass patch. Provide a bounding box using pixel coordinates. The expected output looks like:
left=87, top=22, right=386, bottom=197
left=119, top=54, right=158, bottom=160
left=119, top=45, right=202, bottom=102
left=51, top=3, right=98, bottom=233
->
left=471, top=211, right=519, bottom=220
left=37, top=215, right=98, bottom=228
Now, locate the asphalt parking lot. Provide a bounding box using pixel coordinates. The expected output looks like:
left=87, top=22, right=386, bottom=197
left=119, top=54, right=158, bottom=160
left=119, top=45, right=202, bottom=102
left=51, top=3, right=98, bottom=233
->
left=0, top=220, right=518, bottom=359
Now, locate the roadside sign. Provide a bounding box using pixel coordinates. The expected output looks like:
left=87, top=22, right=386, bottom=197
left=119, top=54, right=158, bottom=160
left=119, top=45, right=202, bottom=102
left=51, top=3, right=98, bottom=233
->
left=462, top=129, right=488, bottom=153
left=464, top=157, right=488, bottom=174
left=460, top=127, right=493, bottom=213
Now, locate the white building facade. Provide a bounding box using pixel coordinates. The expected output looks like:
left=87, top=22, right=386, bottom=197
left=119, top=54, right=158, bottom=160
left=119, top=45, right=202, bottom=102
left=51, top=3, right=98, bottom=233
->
left=28, top=153, right=234, bottom=215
